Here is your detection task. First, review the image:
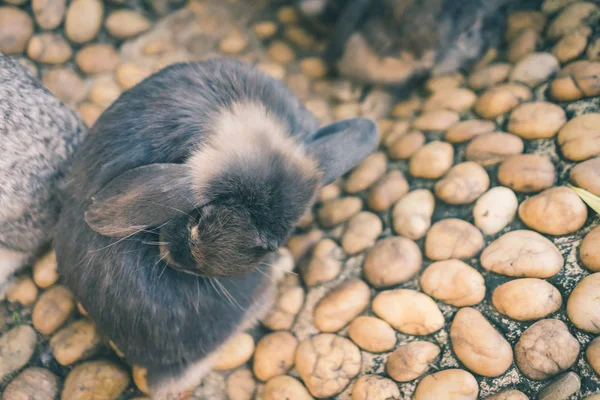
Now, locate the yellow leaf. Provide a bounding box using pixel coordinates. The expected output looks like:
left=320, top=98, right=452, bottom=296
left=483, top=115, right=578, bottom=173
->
left=569, top=184, right=600, bottom=215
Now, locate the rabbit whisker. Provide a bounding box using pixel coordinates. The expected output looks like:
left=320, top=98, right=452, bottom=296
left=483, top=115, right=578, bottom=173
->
left=156, top=251, right=171, bottom=281
left=214, top=278, right=244, bottom=311
left=90, top=220, right=173, bottom=253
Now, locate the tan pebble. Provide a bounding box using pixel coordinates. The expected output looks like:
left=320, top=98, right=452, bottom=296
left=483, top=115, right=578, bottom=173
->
left=277, top=6, right=299, bottom=23
left=76, top=44, right=119, bottom=74
left=116, top=63, right=152, bottom=90
left=588, top=37, right=600, bottom=60
left=413, top=369, right=478, bottom=400
left=62, top=360, right=130, bottom=400
left=33, top=251, right=58, bottom=288
left=445, top=120, right=496, bottom=143
left=0, top=7, right=34, bottom=54
left=341, top=212, right=382, bottom=254
left=253, top=332, right=298, bottom=381
left=219, top=30, right=248, bottom=54
left=361, top=89, right=394, bottom=121
left=423, top=88, right=476, bottom=112
left=481, top=230, right=563, bottom=277
left=77, top=302, right=87, bottom=316
left=584, top=396, right=600, bottom=400
left=382, top=121, right=410, bottom=146
left=313, top=279, right=370, bottom=333
left=506, top=11, right=547, bottom=41
left=32, top=0, right=65, bottom=29
left=88, top=76, right=122, bottom=108
left=557, top=113, right=600, bottom=161
left=425, top=73, right=464, bottom=92
left=518, top=186, right=587, bottom=235
left=32, top=285, right=74, bottom=334
left=319, top=181, right=341, bottom=203
left=142, top=37, right=174, bottom=56
left=367, top=170, right=408, bottom=212
left=542, top=0, right=579, bottom=14
left=468, top=63, right=511, bottom=90
left=64, top=0, right=103, bottom=44
left=351, top=375, right=400, bottom=400
left=77, top=103, right=102, bottom=127
left=386, top=341, right=440, bottom=382
left=508, top=29, right=540, bottom=63
left=7, top=276, right=38, bottom=306
left=301, top=239, right=342, bottom=286
left=413, top=109, right=460, bottom=131
left=493, top=278, right=562, bottom=321
left=420, top=260, right=485, bottom=307
left=105, top=10, right=151, bottom=39
left=0, top=325, right=38, bottom=380
left=27, top=33, right=72, bottom=64
left=3, top=0, right=28, bottom=4
left=510, top=52, right=559, bottom=87
left=256, top=62, right=286, bottom=80
left=372, top=289, right=444, bottom=335
left=391, top=96, right=422, bottom=118
left=586, top=337, right=600, bottom=375
left=537, top=372, right=581, bottom=400
left=344, top=152, right=387, bottom=193
left=3, top=367, right=58, bottom=400
left=508, top=101, right=566, bottom=139
left=348, top=316, right=396, bottom=353
left=485, top=390, right=529, bottom=400
left=570, top=158, right=600, bottom=196
left=50, top=319, right=101, bottom=366
left=297, top=209, right=313, bottom=229
left=581, top=226, right=600, bottom=272
left=567, top=272, right=600, bottom=333
left=131, top=365, right=149, bottom=394
left=333, top=102, right=360, bottom=120
left=547, top=2, right=599, bottom=40
left=473, top=187, right=518, bottom=235
left=392, top=189, right=435, bottom=240
left=42, top=67, right=86, bottom=105
left=465, top=132, right=524, bottom=166
left=295, top=334, right=361, bottom=398
left=515, top=319, right=579, bottom=380
left=498, top=154, right=556, bottom=192
left=553, top=26, right=590, bottom=63
left=213, top=333, right=255, bottom=370
left=387, top=130, right=425, bottom=159
left=451, top=307, right=513, bottom=377
left=475, top=83, right=532, bottom=118
left=268, top=41, right=295, bottom=63
left=263, top=375, right=312, bottom=400
left=317, top=197, right=362, bottom=228
left=409, top=141, right=454, bottom=179
left=435, top=161, right=490, bottom=204
left=425, top=219, right=484, bottom=261
left=226, top=368, right=255, bottom=400
left=253, top=21, right=277, bottom=39
left=262, top=275, right=304, bottom=330
left=300, top=57, right=328, bottom=78
left=364, top=237, right=422, bottom=288
left=287, top=229, right=323, bottom=263
left=551, top=60, right=600, bottom=101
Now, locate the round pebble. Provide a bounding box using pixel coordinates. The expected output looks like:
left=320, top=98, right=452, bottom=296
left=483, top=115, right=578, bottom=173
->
left=468, top=63, right=511, bottom=90
left=409, top=141, right=454, bottom=179
left=76, top=44, right=120, bottom=74
left=62, top=360, right=130, bottom=400
left=581, top=226, right=600, bottom=272
left=344, top=152, right=387, bottom=193
left=116, top=63, right=152, bottom=90
left=387, top=130, right=425, bottom=159
left=347, top=316, right=396, bottom=353
left=253, top=332, right=298, bottom=381
left=473, top=187, right=518, bottom=235
left=268, top=41, right=296, bottom=63
left=551, top=60, right=600, bottom=101
left=413, top=369, right=478, bottom=400
left=88, top=76, right=121, bottom=108
left=566, top=272, right=600, bottom=333
left=317, top=197, right=362, bottom=228
left=27, top=33, right=72, bottom=64
left=300, top=57, right=328, bottom=79
left=557, top=113, right=600, bottom=161
left=435, top=161, right=490, bottom=204
left=32, top=285, right=74, bottom=335
left=42, top=67, right=86, bottom=105
left=33, top=251, right=58, bottom=288
left=508, top=29, right=540, bottom=63
left=492, top=278, right=562, bottom=321
left=586, top=337, right=600, bottom=376
left=465, top=132, right=524, bottom=166
left=65, top=0, right=103, bottom=44
left=0, top=325, right=37, bottom=380
left=372, top=289, right=444, bottom=335
left=295, top=334, right=361, bottom=398
left=537, top=372, right=581, bottom=400
left=213, top=333, right=255, bottom=370
left=3, top=367, right=58, bottom=400
left=6, top=275, right=38, bottom=305
left=392, top=189, right=435, bottom=240
left=77, top=103, right=102, bottom=127
left=518, top=186, right=588, bottom=235
left=450, top=307, right=513, bottom=377
left=506, top=11, right=546, bottom=40
left=553, top=27, right=590, bottom=63
left=420, top=260, right=486, bottom=306
left=287, top=229, right=323, bottom=262
left=351, top=375, right=400, bottom=400
left=132, top=365, right=148, bottom=394
left=226, top=368, right=255, bottom=400
left=363, top=237, right=422, bottom=288
left=546, top=2, right=599, bottom=40
left=425, top=219, right=484, bottom=261
left=498, top=154, right=556, bottom=192
left=485, top=390, right=529, bottom=400
left=301, top=238, right=342, bottom=286
left=474, top=83, right=532, bottom=119
left=219, top=30, right=248, bottom=54
left=423, top=88, right=476, bottom=112
left=313, top=279, right=370, bottom=332
left=570, top=157, right=600, bottom=196
left=515, top=319, right=580, bottom=380
left=507, top=101, right=566, bottom=139
left=262, top=275, right=305, bottom=330
left=32, top=0, right=65, bottom=30
left=341, top=212, right=382, bottom=254
left=367, top=170, right=409, bottom=212
left=105, top=10, right=151, bottom=39
left=263, top=376, right=312, bottom=400
left=413, top=110, right=460, bottom=131
left=445, top=119, right=496, bottom=143
left=509, top=52, right=559, bottom=87
left=50, top=319, right=101, bottom=366
left=0, top=7, right=34, bottom=55
left=425, top=73, right=464, bottom=92
left=480, top=230, right=563, bottom=277
left=386, top=341, right=440, bottom=382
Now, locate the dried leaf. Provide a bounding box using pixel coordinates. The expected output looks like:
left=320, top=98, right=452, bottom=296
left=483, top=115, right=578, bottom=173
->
left=569, top=184, right=600, bottom=215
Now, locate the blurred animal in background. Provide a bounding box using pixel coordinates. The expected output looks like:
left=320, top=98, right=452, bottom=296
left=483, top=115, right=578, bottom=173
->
left=0, top=53, right=86, bottom=298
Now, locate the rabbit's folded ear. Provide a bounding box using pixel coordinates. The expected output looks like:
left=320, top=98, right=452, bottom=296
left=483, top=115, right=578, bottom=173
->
left=84, top=164, right=201, bottom=238
left=306, top=117, right=379, bottom=185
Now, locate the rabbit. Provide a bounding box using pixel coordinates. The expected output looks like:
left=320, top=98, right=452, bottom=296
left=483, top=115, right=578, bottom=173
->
left=0, top=53, right=86, bottom=298
left=54, top=57, right=378, bottom=399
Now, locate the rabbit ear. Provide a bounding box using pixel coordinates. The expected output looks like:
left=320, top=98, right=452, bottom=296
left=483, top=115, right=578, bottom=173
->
left=306, top=117, right=379, bottom=185
left=84, top=164, right=202, bottom=238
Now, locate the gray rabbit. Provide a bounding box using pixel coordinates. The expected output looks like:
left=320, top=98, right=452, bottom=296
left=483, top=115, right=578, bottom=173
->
left=0, top=53, right=86, bottom=298
left=55, top=58, right=378, bottom=399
